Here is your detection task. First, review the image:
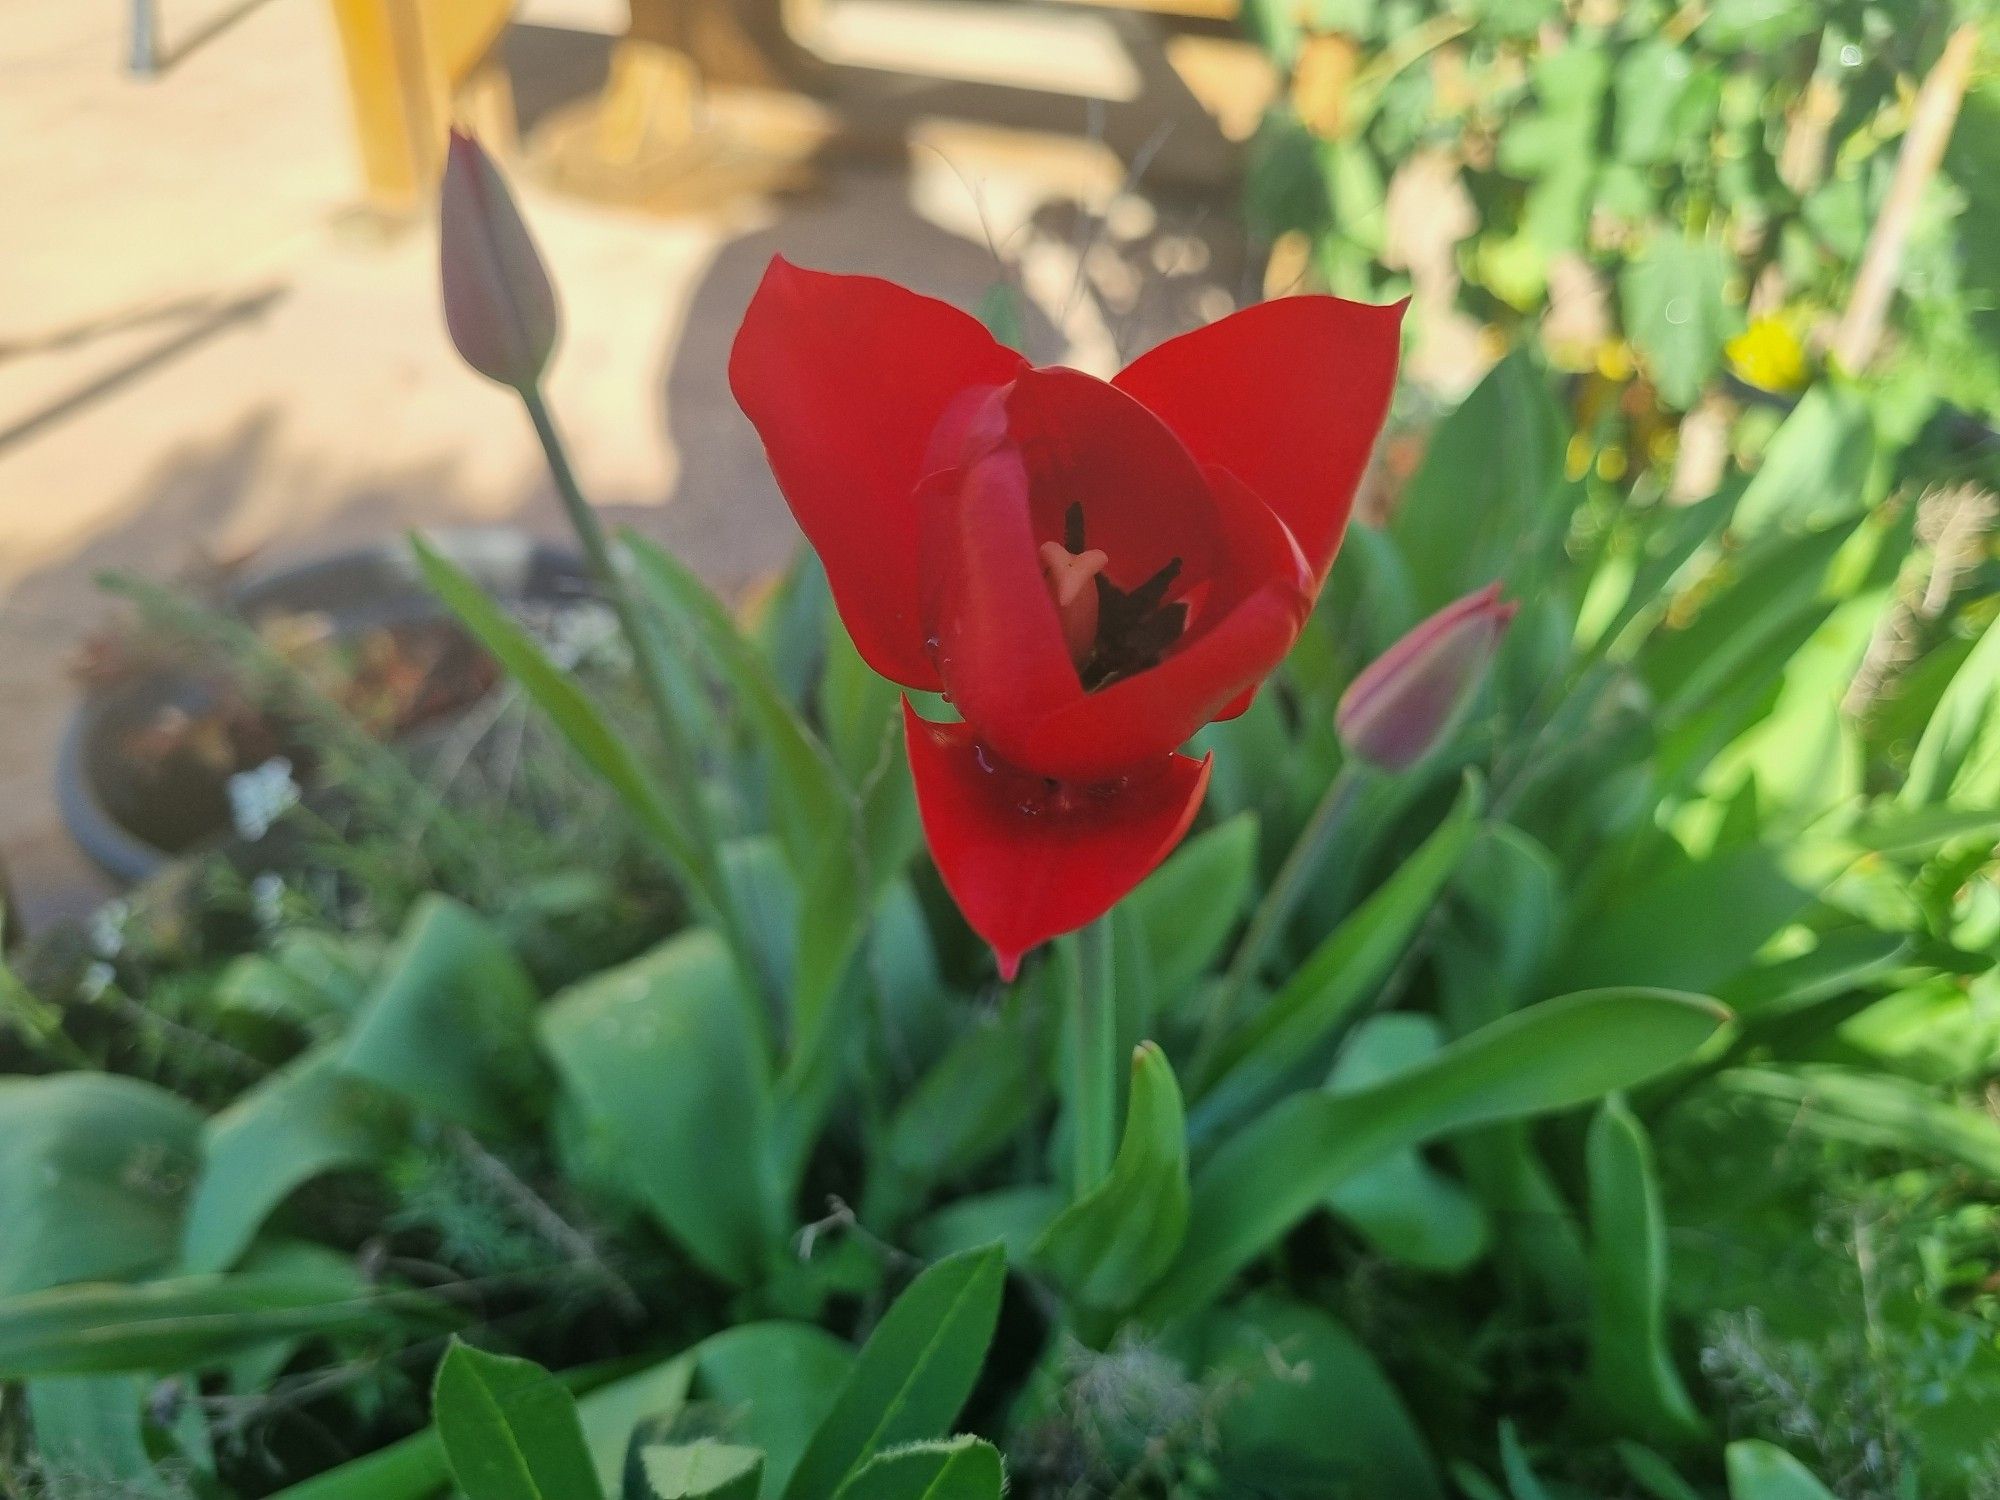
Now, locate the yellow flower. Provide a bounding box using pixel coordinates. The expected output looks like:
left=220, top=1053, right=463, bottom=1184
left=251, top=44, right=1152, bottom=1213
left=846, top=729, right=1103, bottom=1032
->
left=1725, top=317, right=1811, bottom=394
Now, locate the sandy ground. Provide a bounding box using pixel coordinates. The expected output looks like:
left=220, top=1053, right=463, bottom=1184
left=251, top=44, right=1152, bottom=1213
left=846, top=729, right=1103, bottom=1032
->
left=0, top=0, right=1262, bottom=932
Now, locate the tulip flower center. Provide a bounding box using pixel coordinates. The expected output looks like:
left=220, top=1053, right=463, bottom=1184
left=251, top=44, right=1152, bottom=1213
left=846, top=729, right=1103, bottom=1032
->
left=1042, top=503, right=1190, bottom=692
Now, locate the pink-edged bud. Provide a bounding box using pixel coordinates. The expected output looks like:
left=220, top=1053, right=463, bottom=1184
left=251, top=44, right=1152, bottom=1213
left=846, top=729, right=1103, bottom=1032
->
left=1337, top=582, right=1516, bottom=771
left=439, top=129, right=558, bottom=390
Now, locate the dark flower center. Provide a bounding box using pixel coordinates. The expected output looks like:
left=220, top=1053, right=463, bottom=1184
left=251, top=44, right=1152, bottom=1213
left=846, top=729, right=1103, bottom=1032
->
left=1061, top=503, right=1188, bottom=692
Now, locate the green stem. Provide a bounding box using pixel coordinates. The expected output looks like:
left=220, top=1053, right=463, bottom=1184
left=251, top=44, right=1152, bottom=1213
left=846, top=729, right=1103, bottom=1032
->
left=1065, top=921, right=1118, bottom=1197
left=519, top=383, right=770, bottom=1007
left=1193, top=763, right=1366, bottom=1084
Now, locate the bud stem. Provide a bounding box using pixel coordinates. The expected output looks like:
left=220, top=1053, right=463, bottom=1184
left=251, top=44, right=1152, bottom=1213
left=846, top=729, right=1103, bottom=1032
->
left=1062, top=918, right=1119, bottom=1197
left=1191, top=762, right=1368, bottom=1087
left=519, top=381, right=775, bottom=1013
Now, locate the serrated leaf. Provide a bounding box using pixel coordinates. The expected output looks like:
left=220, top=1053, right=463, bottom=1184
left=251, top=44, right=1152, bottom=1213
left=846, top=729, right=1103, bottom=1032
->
left=435, top=1341, right=607, bottom=1500
left=782, top=1247, right=1006, bottom=1500
left=1032, top=1043, right=1190, bottom=1311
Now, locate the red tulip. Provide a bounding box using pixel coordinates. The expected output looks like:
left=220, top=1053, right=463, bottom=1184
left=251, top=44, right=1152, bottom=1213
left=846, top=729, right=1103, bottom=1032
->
left=731, top=259, right=1403, bottom=977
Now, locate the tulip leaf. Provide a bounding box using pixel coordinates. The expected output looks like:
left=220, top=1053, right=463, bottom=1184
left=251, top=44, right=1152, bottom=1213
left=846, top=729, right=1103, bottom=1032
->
left=781, top=1246, right=1006, bottom=1500
left=1325, top=1017, right=1488, bottom=1273
left=26, top=1376, right=164, bottom=1495
left=434, top=1341, right=607, bottom=1500
left=1140, top=988, right=1728, bottom=1323
left=340, top=895, right=549, bottom=1137
left=831, top=1435, right=1006, bottom=1500
left=411, top=533, right=698, bottom=876
left=1581, top=1097, right=1703, bottom=1444
left=1724, top=1441, right=1838, bottom=1500
left=0, top=1253, right=436, bottom=1378
left=1716, top=1066, right=2000, bottom=1178
left=1194, top=776, right=1481, bottom=1134
left=1731, top=385, right=1876, bottom=539
left=0, top=1074, right=202, bottom=1298
left=1125, top=813, right=1260, bottom=1006
left=629, top=1441, right=764, bottom=1500
left=180, top=1042, right=406, bottom=1275
left=541, top=930, right=779, bottom=1287
left=1031, top=1043, right=1191, bottom=1312
left=1903, top=607, right=2000, bottom=809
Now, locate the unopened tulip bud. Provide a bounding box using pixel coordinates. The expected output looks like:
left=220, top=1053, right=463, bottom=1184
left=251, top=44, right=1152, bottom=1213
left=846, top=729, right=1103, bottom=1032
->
left=1337, top=582, right=1516, bottom=771
left=439, top=130, right=558, bottom=390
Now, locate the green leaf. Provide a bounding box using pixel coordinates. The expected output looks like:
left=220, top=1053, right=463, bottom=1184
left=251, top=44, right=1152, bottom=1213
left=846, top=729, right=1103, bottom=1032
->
left=1195, top=777, right=1481, bottom=1132
left=1581, top=1098, right=1703, bottom=1445
left=1498, top=1420, right=1556, bottom=1500
left=0, top=1257, right=434, bottom=1377
left=1390, top=350, right=1567, bottom=610
left=27, top=1376, right=167, bottom=1495
left=542, top=930, right=779, bottom=1286
left=630, top=1441, right=763, bottom=1500
left=1725, top=1441, right=1838, bottom=1499
left=975, top=282, right=1024, bottom=351
left=1199, top=1295, right=1442, bottom=1500
left=1731, top=386, right=1876, bottom=538
left=1620, top=234, right=1735, bottom=408
left=1718, top=1067, right=2000, bottom=1178
left=782, top=1246, right=1006, bottom=1500
left=181, top=1042, right=406, bottom=1274
left=692, top=1322, right=855, bottom=1498
left=412, top=532, right=697, bottom=875
left=1140, top=989, right=1728, bottom=1323
left=832, top=1436, right=1006, bottom=1500
left=435, top=1341, right=607, bottom=1500
left=1032, top=1043, right=1190, bottom=1312
left=341, top=895, right=548, bottom=1136
left=1326, top=1017, right=1488, bottom=1273
left=0, top=1073, right=202, bottom=1297
left=1126, top=814, right=1259, bottom=1006
left=1904, top=609, right=2000, bottom=808
left=1612, top=41, right=1697, bottom=164
left=1618, top=1441, right=1707, bottom=1500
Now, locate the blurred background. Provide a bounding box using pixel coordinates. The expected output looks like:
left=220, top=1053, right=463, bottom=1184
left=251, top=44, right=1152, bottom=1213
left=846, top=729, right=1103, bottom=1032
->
left=1, top=0, right=1992, bottom=933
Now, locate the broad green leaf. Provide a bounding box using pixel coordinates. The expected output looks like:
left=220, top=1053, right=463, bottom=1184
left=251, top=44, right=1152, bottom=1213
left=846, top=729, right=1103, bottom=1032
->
left=630, top=1441, right=763, bottom=1500
left=1718, top=1067, right=2000, bottom=1178
left=1434, top=825, right=1562, bottom=1033
left=1390, top=350, right=1567, bottom=610
left=1498, top=1420, right=1556, bottom=1500
left=1848, top=805, right=2000, bottom=858
left=1612, top=41, right=1697, bottom=164
left=1731, top=386, right=1876, bottom=538
left=1581, top=1098, right=1703, bottom=1444
left=912, top=1187, right=1063, bottom=1264
left=832, top=1436, right=1005, bottom=1500
left=1199, top=1295, right=1442, bottom=1500
left=1032, top=1043, right=1190, bottom=1312
left=0, top=1257, right=434, bottom=1377
left=435, top=1341, right=606, bottom=1500
left=1904, top=610, right=2000, bottom=808
left=782, top=1246, right=1006, bottom=1500
left=1554, top=843, right=1809, bottom=997
left=1725, top=1441, right=1838, bottom=1499
left=181, top=1042, right=405, bottom=1274
left=267, top=1428, right=450, bottom=1500
left=1195, top=777, right=1481, bottom=1132
left=1140, top=989, right=1727, bottom=1322
left=542, top=930, right=778, bottom=1286
left=0, top=1073, right=201, bottom=1297
left=693, top=1322, right=855, bottom=1498
left=340, top=895, right=548, bottom=1136
left=1125, top=814, right=1259, bottom=1006
left=1620, top=234, right=1735, bottom=408
left=27, top=1376, right=166, bottom=1495
left=412, top=533, right=696, bottom=875
left=1326, top=1017, right=1488, bottom=1273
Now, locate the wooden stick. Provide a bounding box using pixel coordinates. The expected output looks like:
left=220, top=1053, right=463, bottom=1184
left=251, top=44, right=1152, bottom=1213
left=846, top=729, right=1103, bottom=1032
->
left=1830, top=22, right=1981, bottom=373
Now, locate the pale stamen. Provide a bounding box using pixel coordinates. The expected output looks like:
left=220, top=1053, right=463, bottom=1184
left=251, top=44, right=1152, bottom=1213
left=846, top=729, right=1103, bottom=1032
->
left=1039, top=540, right=1109, bottom=669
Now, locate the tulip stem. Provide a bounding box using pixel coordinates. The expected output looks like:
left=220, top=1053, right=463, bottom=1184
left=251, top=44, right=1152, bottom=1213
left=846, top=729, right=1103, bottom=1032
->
left=519, top=382, right=770, bottom=1009
left=1192, top=762, right=1367, bottom=1085
left=1064, top=920, right=1118, bottom=1197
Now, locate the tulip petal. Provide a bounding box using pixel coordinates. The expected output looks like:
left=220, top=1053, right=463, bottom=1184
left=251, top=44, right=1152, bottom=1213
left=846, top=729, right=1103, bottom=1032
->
left=1112, top=294, right=1405, bottom=578
left=730, top=257, right=1026, bottom=688
left=440, top=131, right=560, bottom=391
left=903, top=702, right=1210, bottom=979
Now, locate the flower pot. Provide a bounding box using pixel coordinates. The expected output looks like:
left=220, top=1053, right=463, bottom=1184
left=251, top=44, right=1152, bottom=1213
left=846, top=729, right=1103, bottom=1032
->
left=57, top=528, right=594, bottom=885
